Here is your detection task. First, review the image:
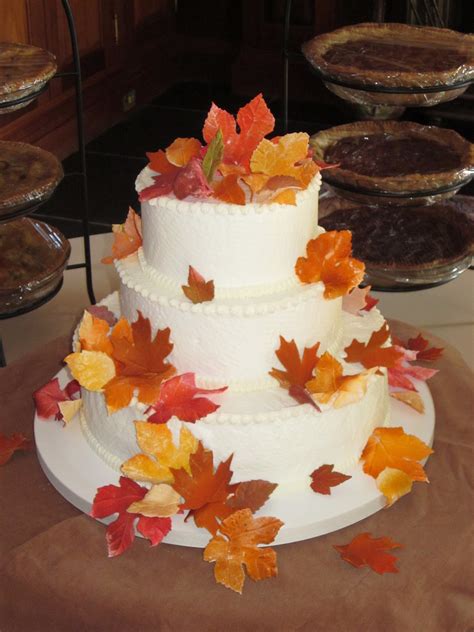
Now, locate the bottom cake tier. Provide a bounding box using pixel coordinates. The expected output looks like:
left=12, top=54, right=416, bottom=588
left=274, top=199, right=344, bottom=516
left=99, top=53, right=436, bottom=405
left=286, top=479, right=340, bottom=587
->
left=79, top=292, right=390, bottom=488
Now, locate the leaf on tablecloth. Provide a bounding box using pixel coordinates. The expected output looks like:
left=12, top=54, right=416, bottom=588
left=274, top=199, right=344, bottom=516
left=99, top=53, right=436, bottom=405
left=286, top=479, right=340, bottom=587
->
left=91, top=476, right=172, bottom=556
left=204, top=508, right=283, bottom=593
left=102, top=208, right=142, bottom=264
left=334, top=532, right=402, bottom=574
left=182, top=266, right=215, bottom=303
left=147, top=373, right=226, bottom=424
left=0, top=432, right=33, bottom=465
left=344, top=322, right=403, bottom=369
left=295, top=230, right=365, bottom=299
left=121, top=422, right=198, bottom=485
left=310, top=464, right=351, bottom=495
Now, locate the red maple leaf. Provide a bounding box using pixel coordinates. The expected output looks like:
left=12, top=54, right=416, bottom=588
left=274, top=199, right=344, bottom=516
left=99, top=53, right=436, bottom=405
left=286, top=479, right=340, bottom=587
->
left=310, top=464, right=351, bottom=495
left=173, top=157, right=212, bottom=200
left=406, top=334, right=444, bottom=362
left=0, top=432, right=33, bottom=465
left=147, top=373, right=227, bottom=424
left=334, top=532, right=402, bottom=574
left=170, top=442, right=234, bottom=535
left=91, top=476, right=172, bottom=557
left=33, top=377, right=80, bottom=421
left=139, top=172, right=177, bottom=201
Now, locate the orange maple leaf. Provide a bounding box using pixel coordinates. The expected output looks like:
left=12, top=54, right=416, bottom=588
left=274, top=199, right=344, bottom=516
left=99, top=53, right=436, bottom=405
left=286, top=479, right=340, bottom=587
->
left=376, top=467, right=413, bottom=506
left=269, top=336, right=320, bottom=389
left=361, top=426, right=433, bottom=482
left=344, top=322, right=404, bottom=369
left=334, top=532, right=402, bottom=574
left=78, top=311, right=113, bottom=355
left=165, top=137, right=202, bottom=167
left=0, top=432, right=33, bottom=465
left=102, top=208, right=142, bottom=264
left=170, top=442, right=234, bottom=535
left=213, top=174, right=246, bottom=205
left=104, top=312, right=175, bottom=411
left=305, top=352, right=375, bottom=408
left=295, top=230, right=365, bottom=299
left=146, top=149, right=180, bottom=175
left=204, top=508, right=283, bottom=593
left=182, top=266, right=215, bottom=303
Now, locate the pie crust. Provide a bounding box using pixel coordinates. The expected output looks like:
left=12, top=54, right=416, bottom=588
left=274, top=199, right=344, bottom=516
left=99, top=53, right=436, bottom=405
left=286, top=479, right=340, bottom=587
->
left=311, top=121, right=473, bottom=195
left=0, top=42, right=57, bottom=112
left=319, top=201, right=474, bottom=271
left=0, top=141, right=63, bottom=216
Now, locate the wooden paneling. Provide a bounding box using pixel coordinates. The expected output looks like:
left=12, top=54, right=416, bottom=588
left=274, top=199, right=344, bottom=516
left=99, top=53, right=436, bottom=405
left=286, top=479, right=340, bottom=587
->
left=133, top=0, right=171, bottom=26
left=0, top=0, right=29, bottom=43
left=55, top=0, right=103, bottom=66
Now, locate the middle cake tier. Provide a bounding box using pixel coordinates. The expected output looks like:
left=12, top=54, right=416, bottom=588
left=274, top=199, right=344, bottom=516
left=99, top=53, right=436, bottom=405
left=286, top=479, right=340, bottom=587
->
left=116, top=252, right=355, bottom=389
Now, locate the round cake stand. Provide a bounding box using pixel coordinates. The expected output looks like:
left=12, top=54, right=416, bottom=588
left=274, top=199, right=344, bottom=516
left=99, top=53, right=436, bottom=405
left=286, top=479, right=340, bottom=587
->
left=35, top=368, right=435, bottom=548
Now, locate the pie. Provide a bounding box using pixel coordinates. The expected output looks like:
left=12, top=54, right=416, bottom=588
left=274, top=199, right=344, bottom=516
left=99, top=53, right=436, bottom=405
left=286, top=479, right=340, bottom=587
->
left=0, top=42, right=57, bottom=112
left=319, top=201, right=474, bottom=271
left=302, top=23, right=474, bottom=107
left=0, top=141, right=63, bottom=218
left=311, top=121, right=473, bottom=198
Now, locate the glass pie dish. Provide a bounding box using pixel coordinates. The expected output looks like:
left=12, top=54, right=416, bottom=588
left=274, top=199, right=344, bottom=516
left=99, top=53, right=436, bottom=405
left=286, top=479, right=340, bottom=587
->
left=0, top=218, right=70, bottom=316
left=319, top=197, right=474, bottom=290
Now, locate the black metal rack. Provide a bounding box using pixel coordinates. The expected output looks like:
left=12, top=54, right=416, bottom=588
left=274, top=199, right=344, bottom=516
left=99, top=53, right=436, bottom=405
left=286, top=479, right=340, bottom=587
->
left=0, top=0, right=96, bottom=365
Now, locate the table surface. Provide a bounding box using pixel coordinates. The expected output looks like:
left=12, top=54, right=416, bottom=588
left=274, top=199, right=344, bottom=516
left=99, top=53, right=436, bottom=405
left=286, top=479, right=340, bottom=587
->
left=2, top=233, right=473, bottom=369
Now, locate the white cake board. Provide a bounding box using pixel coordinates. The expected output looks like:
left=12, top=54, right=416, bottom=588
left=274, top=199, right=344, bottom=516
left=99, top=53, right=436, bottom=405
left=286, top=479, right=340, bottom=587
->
left=35, top=368, right=435, bottom=548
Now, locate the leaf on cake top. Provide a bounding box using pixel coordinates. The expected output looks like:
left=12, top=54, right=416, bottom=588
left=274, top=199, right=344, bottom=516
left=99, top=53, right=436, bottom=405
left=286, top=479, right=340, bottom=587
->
left=204, top=508, right=283, bottom=594
left=182, top=266, right=215, bottom=303
left=213, top=173, right=246, bottom=205
left=146, top=373, right=227, bottom=424
left=361, top=426, right=433, bottom=483
left=306, top=352, right=376, bottom=409
left=146, top=149, right=180, bottom=175
left=170, top=442, right=235, bottom=535
left=310, top=464, right=351, bottom=495
left=102, top=208, right=142, bottom=264
left=334, top=532, right=402, bottom=575
left=91, top=476, right=173, bottom=557
left=165, top=137, right=202, bottom=167
left=173, top=157, right=213, bottom=200
left=104, top=312, right=175, bottom=412
left=33, top=377, right=81, bottom=421
left=344, top=322, right=404, bottom=369
left=202, top=129, right=224, bottom=182
left=0, top=432, right=33, bottom=466
left=296, top=230, right=365, bottom=299
left=121, top=422, right=198, bottom=485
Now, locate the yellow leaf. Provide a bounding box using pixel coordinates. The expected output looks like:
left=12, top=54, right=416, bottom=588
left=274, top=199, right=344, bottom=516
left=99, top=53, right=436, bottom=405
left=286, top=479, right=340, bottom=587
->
left=165, top=137, right=201, bottom=167
left=58, top=398, right=82, bottom=424
left=390, top=391, right=425, bottom=414
left=250, top=132, right=309, bottom=180
left=126, top=483, right=180, bottom=517
left=121, top=422, right=198, bottom=484
left=376, top=467, right=414, bottom=506
left=65, top=351, right=116, bottom=391
left=78, top=311, right=113, bottom=355
left=270, top=188, right=297, bottom=205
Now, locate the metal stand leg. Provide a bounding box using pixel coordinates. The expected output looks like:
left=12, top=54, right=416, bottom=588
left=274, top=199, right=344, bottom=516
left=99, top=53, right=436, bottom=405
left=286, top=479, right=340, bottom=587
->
left=0, top=336, right=6, bottom=367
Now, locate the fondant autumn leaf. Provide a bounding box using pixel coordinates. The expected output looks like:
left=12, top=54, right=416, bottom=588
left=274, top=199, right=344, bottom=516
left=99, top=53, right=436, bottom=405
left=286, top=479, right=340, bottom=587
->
left=173, top=157, right=212, bottom=200
left=121, top=422, right=198, bottom=485
left=147, top=373, right=227, bottom=424
left=203, top=93, right=275, bottom=168
left=344, top=322, right=404, bottom=369
left=361, top=426, right=433, bottom=482
left=146, top=149, right=180, bottom=175
left=227, top=480, right=278, bottom=513
left=165, top=137, right=202, bottom=167
left=170, top=442, right=235, bottom=535
left=342, top=286, right=378, bottom=315
left=102, top=208, right=142, bottom=264
left=405, top=334, right=444, bottom=362
left=376, top=467, right=413, bottom=507
left=127, top=483, right=181, bottom=518
left=182, top=266, right=215, bottom=304
left=390, top=390, right=425, bottom=414
left=33, top=377, right=81, bottom=421
left=85, top=305, right=117, bottom=327
left=213, top=173, right=246, bottom=205
left=306, top=352, right=376, bottom=408
left=204, top=508, right=283, bottom=593
left=105, top=312, right=175, bottom=411
left=269, top=336, right=320, bottom=389
left=310, top=464, right=351, bottom=495
left=295, top=230, right=365, bottom=300
left=202, top=129, right=224, bottom=182
left=334, top=532, right=402, bottom=574
left=91, top=476, right=172, bottom=557
left=78, top=311, right=113, bottom=355
left=139, top=172, right=177, bottom=201
left=0, top=432, right=33, bottom=465
left=65, top=350, right=116, bottom=392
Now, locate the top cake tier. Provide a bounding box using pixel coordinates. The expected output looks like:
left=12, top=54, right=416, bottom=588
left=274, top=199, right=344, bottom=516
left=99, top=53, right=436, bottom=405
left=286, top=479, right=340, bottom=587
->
left=137, top=167, right=321, bottom=292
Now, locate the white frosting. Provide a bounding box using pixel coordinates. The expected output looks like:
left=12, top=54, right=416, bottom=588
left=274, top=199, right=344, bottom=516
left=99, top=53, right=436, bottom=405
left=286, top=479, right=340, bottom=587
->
left=116, top=259, right=343, bottom=386
left=137, top=166, right=322, bottom=289
left=80, top=293, right=389, bottom=485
